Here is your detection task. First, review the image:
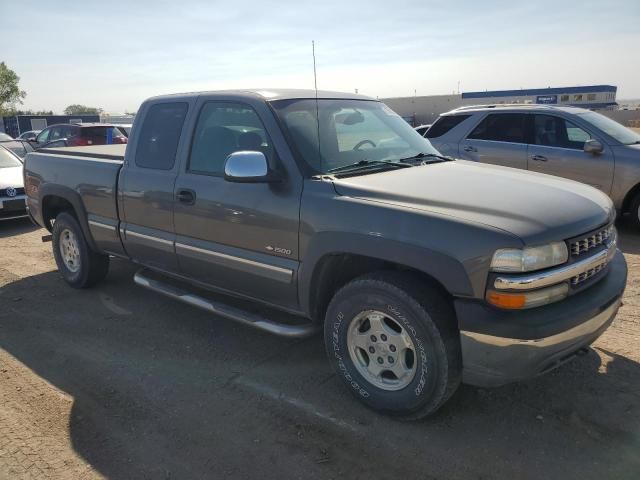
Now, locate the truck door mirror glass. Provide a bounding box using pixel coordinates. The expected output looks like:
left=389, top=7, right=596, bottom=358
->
left=583, top=139, right=603, bottom=155
left=224, top=151, right=275, bottom=183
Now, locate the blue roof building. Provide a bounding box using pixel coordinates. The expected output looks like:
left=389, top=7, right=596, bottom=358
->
left=461, top=85, right=617, bottom=109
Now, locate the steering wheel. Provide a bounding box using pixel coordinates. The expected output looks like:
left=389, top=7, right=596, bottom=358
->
left=353, top=139, right=376, bottom=151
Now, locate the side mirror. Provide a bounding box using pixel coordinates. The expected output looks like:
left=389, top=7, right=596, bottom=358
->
left=584, top=139, right=603, bottom=155
left=224, top=151, right=278, bottom=183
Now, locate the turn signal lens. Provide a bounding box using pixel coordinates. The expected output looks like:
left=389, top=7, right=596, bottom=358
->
left=487, top=283, right=569, bottom=310
left=487, top=291, right=527, bottom=309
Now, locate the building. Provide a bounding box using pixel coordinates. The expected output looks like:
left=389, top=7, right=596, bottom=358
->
left=100, top=114, right=135, bottom=125
left=383, top=85, right=618, bottom=126
left=1, top=115, right=100, bottom=138
left=461, top=85, right=617, bottom=109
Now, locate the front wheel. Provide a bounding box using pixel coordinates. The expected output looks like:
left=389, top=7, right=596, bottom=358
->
left=630, top=192, right=640, bottom=230
left=52, top=212, right=109, bottom=288
left=324, top=272, right=461, bottom=419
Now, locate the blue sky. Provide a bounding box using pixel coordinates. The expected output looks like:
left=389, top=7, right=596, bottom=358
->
left=1, top=0, right=639, bottom=113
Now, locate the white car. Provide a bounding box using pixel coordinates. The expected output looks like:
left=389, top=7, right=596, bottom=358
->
left=414, top=124, right=431, bottom=136
left=0, top=146, right=28, bottom=221
left=18, top=130, right=41, bottom=141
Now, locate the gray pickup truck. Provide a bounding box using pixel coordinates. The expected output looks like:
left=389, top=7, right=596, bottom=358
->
left=24, top=89, right=627, bottom=418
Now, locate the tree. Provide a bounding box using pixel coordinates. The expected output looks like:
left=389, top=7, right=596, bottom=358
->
left=13, top=109, right=54, bottom=115
left=64, top=104, right=103, bottom=115
left=0, top=62, right=27, bottom=116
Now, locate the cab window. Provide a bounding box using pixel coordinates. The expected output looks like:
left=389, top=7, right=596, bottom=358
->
left=188, top=102, right=273, bottom=176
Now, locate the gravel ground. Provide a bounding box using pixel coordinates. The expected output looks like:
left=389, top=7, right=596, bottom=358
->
left=0, top=217, right=639, bottom=479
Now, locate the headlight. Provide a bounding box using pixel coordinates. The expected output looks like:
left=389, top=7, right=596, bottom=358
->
left=490, top=242, right=568, bottom=272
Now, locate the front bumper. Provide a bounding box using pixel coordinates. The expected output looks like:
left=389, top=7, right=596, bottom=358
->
left=455, top=250, right=627, bottom=387
left=0, top=194, right=28, bottom=221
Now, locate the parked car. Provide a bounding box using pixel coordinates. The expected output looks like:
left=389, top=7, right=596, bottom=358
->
left=0, top=139, right=35, bottom=160
left=24, top=89, right=627, bottom=418
left=426, top=104, right=640, bottom=228
left=0, top=132, right=13, bottom=141
left=0, top=146, right=28, bottom=221
left=414, top=124, right=431, bottom=136
left=118, top=124, right=133, bottom=137
left=32, top=123, right=128, bottom=148
left=18, top=130, right=41, bottom=141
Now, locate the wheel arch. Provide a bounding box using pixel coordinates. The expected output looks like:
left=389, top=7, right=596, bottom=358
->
left=621, top=182, right=640, bottom=215
left=299, top=233, right=473, bottom=323
left=39, top=184, right=98, bottom=251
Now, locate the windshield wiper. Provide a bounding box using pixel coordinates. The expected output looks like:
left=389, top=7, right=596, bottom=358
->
left=398, top=152, right=453, bottom=163
left=326, top=159, right=412, bottom=174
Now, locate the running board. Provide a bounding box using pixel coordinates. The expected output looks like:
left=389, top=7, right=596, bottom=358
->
left=133, top=269, right=318, bottom=338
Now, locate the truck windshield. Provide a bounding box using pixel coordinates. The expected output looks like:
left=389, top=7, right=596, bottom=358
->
left=271, top=99, right=441, bottom=174
left=0, top=147, right=22, bottom=167
left=578, top=111, right=640, bottom=145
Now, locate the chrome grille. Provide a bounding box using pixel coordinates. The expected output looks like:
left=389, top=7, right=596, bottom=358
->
left=570, top=227, right=610, bottom=256
left=571, top=263, right=606, bottom=285
left=1, top=187, right=25, bottom=198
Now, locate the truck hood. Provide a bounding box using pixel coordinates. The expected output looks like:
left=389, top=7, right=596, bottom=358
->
left=0, top=166, right=23, bottom=189
left=331, top=160, right=614, bottom=245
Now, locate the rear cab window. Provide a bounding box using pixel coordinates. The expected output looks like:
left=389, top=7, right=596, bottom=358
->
left=467, top=113, right=528, bottom=143
left=135, top=102, right=189, bottom=170
left=425, top=115, right=470, bottom=138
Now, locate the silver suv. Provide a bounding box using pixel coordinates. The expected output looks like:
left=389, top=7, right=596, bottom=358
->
left=425, top=104, right=640, bottom=228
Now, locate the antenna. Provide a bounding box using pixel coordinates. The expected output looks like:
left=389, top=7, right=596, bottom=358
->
left=312, top=40, right=319, bottom=94
left=312, top=40, right=322, bottom=172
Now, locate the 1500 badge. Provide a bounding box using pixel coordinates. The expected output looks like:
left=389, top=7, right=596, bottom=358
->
left=265, top=245, right=292, bottom=255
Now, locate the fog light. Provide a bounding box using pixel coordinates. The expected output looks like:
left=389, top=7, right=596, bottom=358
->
left=487, top=283, right=569, bottom=310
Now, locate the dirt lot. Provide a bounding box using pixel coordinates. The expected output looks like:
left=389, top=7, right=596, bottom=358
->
left=0, top=218, right=639, bottom=480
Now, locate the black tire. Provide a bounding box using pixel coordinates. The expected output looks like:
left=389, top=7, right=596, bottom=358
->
left=324, top=272, right=461, bottom=419
left=629, top=193, right=640, bottom=230
left=51, top=212, right=109, bottom=288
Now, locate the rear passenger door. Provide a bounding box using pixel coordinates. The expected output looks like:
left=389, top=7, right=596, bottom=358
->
left=527, top=114, right=614, bottom=192
left=458, top=113, right=529, bottom=169
left=119, top=101, right=190, bottom=272
left=172, top=99, right=302, bottom=309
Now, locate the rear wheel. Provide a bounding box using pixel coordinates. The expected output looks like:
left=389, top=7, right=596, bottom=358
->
left=324, top=272, right=461, bottom=419
left=52, top=212, right=109, bottom=288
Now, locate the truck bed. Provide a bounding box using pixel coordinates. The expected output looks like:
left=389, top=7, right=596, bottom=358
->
left=24, top=146, right=125, bottom=256
left=36, top=144, right=126, bottom=161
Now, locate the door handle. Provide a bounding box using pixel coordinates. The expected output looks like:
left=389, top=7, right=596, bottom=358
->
left=176, top=189, right=196, bottom=205
left=531, top=155, right=547, bottom=162
left=462, top=145, right=477, bottom=153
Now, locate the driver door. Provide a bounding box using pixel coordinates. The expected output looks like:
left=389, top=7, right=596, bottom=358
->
left=173, top=99, right=302, bottom=308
